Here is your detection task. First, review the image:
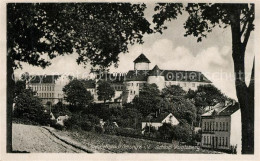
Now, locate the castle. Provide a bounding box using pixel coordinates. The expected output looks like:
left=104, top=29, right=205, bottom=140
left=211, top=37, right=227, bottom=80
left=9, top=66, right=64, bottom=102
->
left=26, top=53, right=212, bottom=105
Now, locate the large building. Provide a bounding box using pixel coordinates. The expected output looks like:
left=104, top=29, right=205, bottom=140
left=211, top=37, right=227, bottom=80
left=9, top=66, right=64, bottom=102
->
left=123, top=53, right=212, bottom=102
left=26, top=53, right=212, bottom=106
left=26, top=75, right=71, bottom=105
left=201, top=101, right=241, bottom=154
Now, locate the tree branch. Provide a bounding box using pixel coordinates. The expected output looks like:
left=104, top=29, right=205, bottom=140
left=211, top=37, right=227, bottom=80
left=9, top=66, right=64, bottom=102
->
left=240, top=19, right=248, bottom=36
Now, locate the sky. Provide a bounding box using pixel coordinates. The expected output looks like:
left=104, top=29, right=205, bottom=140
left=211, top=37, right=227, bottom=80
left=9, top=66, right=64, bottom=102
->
left=14, top=3, right=255, bottom=100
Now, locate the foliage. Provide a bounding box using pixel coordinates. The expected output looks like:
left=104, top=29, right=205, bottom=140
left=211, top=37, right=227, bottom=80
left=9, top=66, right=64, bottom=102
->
left=13, top=80, right=26, bottom=98
left=13, top=88, right=50, bottom=125
left=63, top=79, right=93, bottom=109
left=158, top=123, right=175, bottom=140
left=8, top=3, right=152, bottom=69
left=104, top=121, right=118, bottom=135
left=153, top=3, right=255, bottom=153
left=133, top=83, right=162, bottom=117
left=7, top=3, right=152, bottom=152
left=190, top=84, right=227, bottom=107
left=97, top=81, right=115, bottom=104
left=51, top=102, right=71, bottom=118
left=172, top=124, right=192, bottom=142
left=94, top=125, right=104, bottom=134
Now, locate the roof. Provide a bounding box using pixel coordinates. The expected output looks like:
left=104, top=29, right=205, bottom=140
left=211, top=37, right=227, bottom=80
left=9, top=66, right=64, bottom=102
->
left=28, top=75, right=61, bottom=84
left=202, top=102, right=239, bottom=117
left=218, top=103, right=240, bottom=116
left=133, top=53, right=151, bottom=63
left=125, top=67, right=212, bottom=83
left=142, top=112, right=172, bottom=123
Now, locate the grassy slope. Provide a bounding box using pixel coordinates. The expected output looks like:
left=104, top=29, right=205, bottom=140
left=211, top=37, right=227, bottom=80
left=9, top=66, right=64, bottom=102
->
left=54, top=129, right=221, bottom=153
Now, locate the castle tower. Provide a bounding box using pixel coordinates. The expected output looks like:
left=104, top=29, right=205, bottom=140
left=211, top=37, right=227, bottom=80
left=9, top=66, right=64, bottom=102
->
left=133, top=53, right=150, bottom=70
left=147, top=65, right=165, bottom=91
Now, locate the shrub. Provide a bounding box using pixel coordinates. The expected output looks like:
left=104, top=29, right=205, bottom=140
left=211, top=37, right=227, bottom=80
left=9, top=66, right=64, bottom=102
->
left=104, top=122, right=118, bottom=135
left=95, top=125, right=104, bottom=134
left=81, top=121, right=93, bottom=131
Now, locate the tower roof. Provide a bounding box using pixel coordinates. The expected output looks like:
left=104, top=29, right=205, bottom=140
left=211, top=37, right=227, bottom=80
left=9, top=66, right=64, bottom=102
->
left=150, top=65, right=162, bottom=76
left=133, top=53, right=151, bottom=63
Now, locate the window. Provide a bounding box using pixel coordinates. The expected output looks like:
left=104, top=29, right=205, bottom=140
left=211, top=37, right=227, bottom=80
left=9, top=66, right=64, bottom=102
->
left=137, top=83, right=138, bottom=86
left=39, top=87, right=41, bottom=91
left=204, top=136, right=206, bottom=145
left=223, top=122, right=225, bottom=131
left=52, top=86, right=54, bottom=91
left=222, top=137, right=224, bottom=146
left=220, top=122, right=222, bottom=131
left=207, top=136, right=209, bottom=145
left=216, top=122, right=218, bottom=131
left=132, top=83, right=133, bottom=86
left=226, top=122, right=228, bottom=131
left=204, top=122, right=206, bottom=131
left=210, top=122, right=212, bottom=131
left=134, top=91, right=136, bottom=94
left=209, top=136, right=211, bottom=145
left=219, top=137, right=221, bottom=146
left=213, top=122, right=215, bottom=131
left=130, top=91, right=132, bottom=94
left=226, top=137, right=228, bottom=146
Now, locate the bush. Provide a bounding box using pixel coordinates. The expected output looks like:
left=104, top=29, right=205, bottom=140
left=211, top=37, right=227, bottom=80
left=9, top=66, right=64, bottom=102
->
left=81, top=121, right=93, bottom=131
left=104, top=122, right=118, bottom=135
left=95, top=125, right=104, bottom=134
left=172, top=124, right=192, bottom=142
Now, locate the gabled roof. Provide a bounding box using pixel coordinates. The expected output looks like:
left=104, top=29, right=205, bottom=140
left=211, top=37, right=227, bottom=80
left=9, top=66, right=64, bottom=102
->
left=134, top=53, right=151, bottom=63
left=202, top=102, right=239, bottom=117
left=142, top=112, right=173, bottom=123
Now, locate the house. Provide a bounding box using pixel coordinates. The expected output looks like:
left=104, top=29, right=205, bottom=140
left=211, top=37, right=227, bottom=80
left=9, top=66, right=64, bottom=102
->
left=201, top=101, right=241, bottom=154
left=141, top=111, right=179, bottom=133
left=56, top=115, right=69, bottom=126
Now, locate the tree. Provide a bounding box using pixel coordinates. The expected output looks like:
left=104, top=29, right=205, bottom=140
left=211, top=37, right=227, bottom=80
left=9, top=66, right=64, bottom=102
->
left=153, top=3, right=255, bottom=154
left=13, top=89, right=50, bottom=125
left=158, top=123, right=175, bottom=140
left=161, top=85, right=197, bottom=125
left=13, top=80, right=26, bottom=98
left=132, top=83, right=162, bottom=117
left=193, top=84, right=227, bottom=107
left=7, top=3, right=152, bottom=152
left=97, top=81, right=115, bottom=105
left=51, top=102, right=71, bottom=118
left=63, top=79, right=93, bottom=109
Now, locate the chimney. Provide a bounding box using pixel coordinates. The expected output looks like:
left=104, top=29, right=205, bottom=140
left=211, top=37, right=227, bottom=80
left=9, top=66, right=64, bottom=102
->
left=224, top=100, right=229, bottom=106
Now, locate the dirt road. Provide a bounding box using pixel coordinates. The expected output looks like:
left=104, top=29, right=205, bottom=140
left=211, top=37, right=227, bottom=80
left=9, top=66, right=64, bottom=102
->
left=12, top=123, right=86, bottom=153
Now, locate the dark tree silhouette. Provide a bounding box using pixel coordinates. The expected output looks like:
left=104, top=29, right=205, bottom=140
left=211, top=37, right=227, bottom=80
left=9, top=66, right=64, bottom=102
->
left=63, top=79, right=93, bottom=109
left=153, top=3, right=255, bottom=154
left=7, top=3, right=152, bottom=152
left=97, top=81, right=115, bottom=105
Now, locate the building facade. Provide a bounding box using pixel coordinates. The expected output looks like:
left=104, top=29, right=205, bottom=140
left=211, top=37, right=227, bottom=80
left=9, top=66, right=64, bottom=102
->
left=123, top=53, right=212, bottom=103
left=201, top=102, right=241, bottom=154
left=27, top=75, right=71, bottom=105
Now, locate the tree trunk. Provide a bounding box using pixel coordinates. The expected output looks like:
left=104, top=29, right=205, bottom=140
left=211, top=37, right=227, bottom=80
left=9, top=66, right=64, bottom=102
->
left=230, top=8, right=254, bottom=154
left=7, top=54, right=15, bottom=152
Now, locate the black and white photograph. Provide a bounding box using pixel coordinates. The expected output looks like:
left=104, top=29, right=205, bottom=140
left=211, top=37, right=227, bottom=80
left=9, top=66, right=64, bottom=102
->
left=1, top=0, right=259, bottom=160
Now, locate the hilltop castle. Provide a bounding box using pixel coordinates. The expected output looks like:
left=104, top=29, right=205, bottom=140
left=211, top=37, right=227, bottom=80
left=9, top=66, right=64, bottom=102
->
left=26, top=53, right=212, bottom=105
